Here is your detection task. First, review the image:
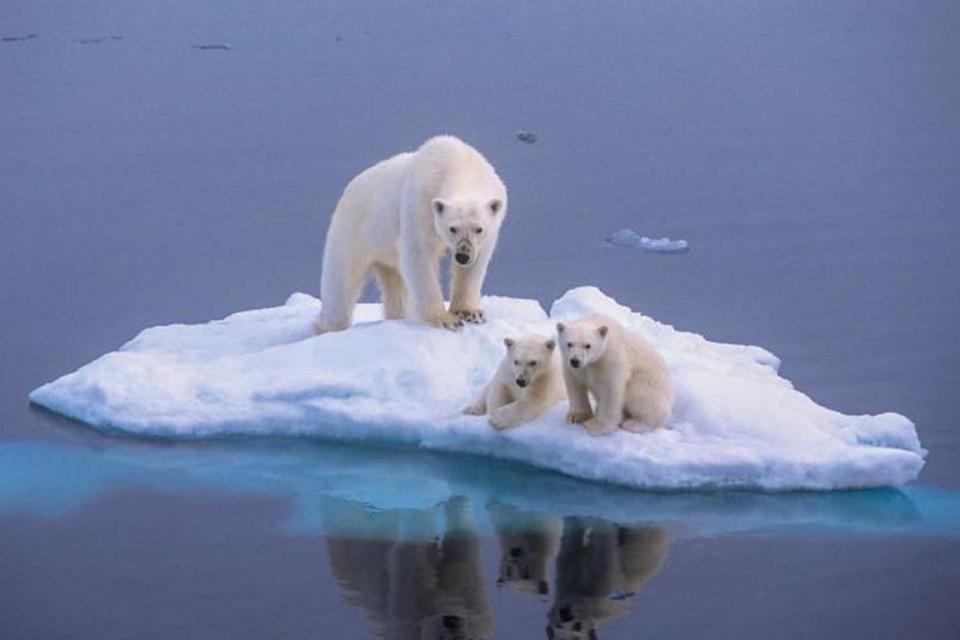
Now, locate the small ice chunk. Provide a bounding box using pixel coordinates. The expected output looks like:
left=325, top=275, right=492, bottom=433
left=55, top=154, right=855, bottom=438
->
left=607, top=228, right=689, bottom=253
left=516, top=131, right=538, bottom=144
left=2, top=34, right=38, bottom=42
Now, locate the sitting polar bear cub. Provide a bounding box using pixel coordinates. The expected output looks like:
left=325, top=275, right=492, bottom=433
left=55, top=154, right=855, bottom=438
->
left=314, top=135, right=507, bottom=334
left=558, top=314, right=673, bottom=436
left=463, top=335, right=565, bottom=430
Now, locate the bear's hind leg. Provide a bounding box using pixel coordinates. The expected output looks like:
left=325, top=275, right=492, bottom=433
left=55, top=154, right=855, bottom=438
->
left=623, top=389, right=670, bottom=432
left=373, top=264, right=408, bottom=320
left=315, top=252, right=370, bottom=334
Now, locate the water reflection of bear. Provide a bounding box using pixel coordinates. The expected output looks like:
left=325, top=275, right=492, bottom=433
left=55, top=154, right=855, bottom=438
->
left=322, top=496, right=493, bottom=640
left=488, top=503, right=668, bottom=640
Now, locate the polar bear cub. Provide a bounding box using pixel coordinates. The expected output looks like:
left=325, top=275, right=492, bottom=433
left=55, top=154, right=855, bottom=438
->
left=463, top=335, right=565, bottom=430
left=557, top=314, right=673, bottom=436
left=314, top=135, right=507, bottom=334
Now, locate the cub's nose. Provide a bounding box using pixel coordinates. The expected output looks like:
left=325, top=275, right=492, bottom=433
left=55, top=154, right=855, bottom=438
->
left=455, top=252, right=470, bottom=265
left=515, top=377, right=527, bottom=388
left=569, top=358, right=581, bottom=368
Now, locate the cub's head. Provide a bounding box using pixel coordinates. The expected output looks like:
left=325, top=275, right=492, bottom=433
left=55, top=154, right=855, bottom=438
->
left=432, top=197, right=504, bottom=267
left=503, top=335, right=556, bottom=390
left=556, top=320, right=609, bottom=370
left=547, top=602, right=599, bottom=640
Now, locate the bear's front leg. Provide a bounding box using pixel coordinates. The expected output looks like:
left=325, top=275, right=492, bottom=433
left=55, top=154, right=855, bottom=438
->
left=490, top=396, right=547, bottom=430
left=563, top=369, right=594, bottom=424
left=449, top=251, right=490, bottom=324
left=584, top=382, right=624, bottom=436
left=401, top=240, right=463, bottom=330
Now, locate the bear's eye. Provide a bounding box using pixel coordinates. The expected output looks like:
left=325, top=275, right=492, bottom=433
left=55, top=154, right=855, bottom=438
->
left=449, top=226, right=458, bottom=234
left=566, top=342, right=573, bottom=348
left=514, top=360, right=520, bottom=366
left=475, top=227, right=483, bottom=234
left=529, top=360, right=537, bottom=367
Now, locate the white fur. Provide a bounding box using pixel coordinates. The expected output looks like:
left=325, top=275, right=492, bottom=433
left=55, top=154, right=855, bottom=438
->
left=557, top=314, right=674, bottom=436
left=314, top=135, right=507, bottom=333
left=463, top=335, right=565, bottom=430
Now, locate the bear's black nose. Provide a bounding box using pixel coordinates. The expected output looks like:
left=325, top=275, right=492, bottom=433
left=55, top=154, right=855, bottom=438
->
left=442, top=615, right=463, bottom=629
left=516, top=378, right=527, bottom=388
left=570, top=358, right=581, bottom=368
left=455, top=252, right=470, bottom=265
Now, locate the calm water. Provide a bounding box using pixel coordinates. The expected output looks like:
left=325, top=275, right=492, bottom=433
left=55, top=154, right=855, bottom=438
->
left=2, top=1, right=959, bottom=638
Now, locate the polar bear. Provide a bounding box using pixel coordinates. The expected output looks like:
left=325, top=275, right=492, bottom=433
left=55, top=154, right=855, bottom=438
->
left=557, top=315, right=673, bottom=436
left=463, top=335, right=565, bottom=430
left=487, top=501, right=561, bottom=596
left=321, top=496, right=493, bottom=640
left=547, top=517, right=668, bottom=640
left=314, top=135, right=507, bottom=334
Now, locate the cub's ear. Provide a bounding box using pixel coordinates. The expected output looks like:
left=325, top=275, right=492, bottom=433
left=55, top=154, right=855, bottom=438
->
left=597, top=325, right=609, bottom=338
left=556, top=323, right=565, bottom=334
left=431, top=198, right=447, bottom=215
left=503, top=337, right=515, bottom=349
left=545, top=339, right=556, bottom=351
left=488, top=198, right=502, bottom=215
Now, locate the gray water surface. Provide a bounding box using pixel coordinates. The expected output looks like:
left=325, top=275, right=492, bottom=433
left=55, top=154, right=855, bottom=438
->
left=2, top=1, right=959, bottom=638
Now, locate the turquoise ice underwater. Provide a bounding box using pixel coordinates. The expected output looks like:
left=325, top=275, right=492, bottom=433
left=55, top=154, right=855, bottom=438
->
left=30, top=286, right=924, bottom=491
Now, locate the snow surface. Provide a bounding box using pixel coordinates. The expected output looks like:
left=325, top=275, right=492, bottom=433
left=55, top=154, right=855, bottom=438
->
left=29, top=287, right=925, bottom=491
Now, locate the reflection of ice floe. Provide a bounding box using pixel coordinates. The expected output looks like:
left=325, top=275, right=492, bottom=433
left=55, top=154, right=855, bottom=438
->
left=1, top=439, right=956, bottom=539
left=30, top=286, right=924, bottom=491
left=606, top=228, right=689, bottom=253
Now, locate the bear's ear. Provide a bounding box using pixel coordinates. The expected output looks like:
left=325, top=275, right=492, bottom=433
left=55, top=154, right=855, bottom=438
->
left=556, top=322, right=565, bottom=334
left=597, top=325, right=609, bottom=338
left=488, top=198, right=502, bottom=215
left=503, top=337, right=515, bottom=350
left=431, top=198, right=447, bottom=215
left=545, top=339, right=556, bottom=351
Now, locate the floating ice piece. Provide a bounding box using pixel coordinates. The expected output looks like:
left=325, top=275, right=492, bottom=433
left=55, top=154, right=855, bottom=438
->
left=193, top=43, right=230, bottom=51
left=516, top=131, right=538, bottom=144
left=2, top=34, right=38, bottom=42
left=607, top=228, right=689, bottom=253
left=29, top=287, right=925, bottom=491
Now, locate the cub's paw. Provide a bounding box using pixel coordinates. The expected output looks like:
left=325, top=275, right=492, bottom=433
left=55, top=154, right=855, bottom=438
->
left=566, top=410, right=593, bottom=425
left=462, top=404, right=485, bottom=416
left=583, top=418, right=618, bottom=437
left=489, top=409, right=516, bottom=430
left=452, top=308, right=486, bottom=325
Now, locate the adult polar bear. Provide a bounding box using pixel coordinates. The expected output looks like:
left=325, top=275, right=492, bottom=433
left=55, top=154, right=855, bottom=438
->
left=314, top=136, right=507, bottom=334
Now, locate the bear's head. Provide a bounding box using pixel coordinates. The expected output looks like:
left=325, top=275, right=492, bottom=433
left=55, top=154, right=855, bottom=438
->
left=556, top=320, right=609, bottom=370
left=546, top=602, right=599, bottom=640
left=431, top=197, right=504, bottom=267
left=503, top=335, right=557, bottom=390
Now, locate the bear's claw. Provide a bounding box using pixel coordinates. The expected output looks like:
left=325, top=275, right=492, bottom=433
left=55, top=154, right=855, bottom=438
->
left=452, top=308, right=485, bottom=324
left=566, top=410, right=593, bottom=425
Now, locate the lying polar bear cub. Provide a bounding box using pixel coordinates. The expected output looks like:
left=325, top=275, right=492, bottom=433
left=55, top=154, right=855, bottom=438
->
left=463, top=335, right=565, bottom=430
left=558, top=314, right=673, bottom=436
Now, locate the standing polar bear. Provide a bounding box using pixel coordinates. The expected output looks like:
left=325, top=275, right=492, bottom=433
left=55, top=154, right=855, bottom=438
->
left=557, top=315, right=673, bottom=436
left=314, top=135, right=507, bottom=334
